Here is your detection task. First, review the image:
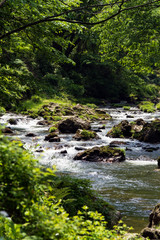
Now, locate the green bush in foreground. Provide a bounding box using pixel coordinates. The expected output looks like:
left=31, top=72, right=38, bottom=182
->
left=0, top=133, right=142, bottom=239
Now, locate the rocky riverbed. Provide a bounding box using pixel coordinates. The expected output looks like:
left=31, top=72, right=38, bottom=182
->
left=0, top=105, right=160, bottom=232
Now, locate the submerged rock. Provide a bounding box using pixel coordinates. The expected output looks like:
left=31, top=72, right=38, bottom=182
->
left=73, top=129, right=100, bottom=141
left=58, top=117, right=91, bottom=133
left=74, top=146, right=125, bottom=163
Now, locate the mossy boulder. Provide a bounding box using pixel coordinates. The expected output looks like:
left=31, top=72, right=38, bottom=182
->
left=141, top=203, right=160, bottom=239
left=133, top=119, right=160, bottom=143
left=44, top=132, right=60, bottom=142
left=58, top=117, right=91, bottom=133
left=107, top=119, right=160, bottom=143
left=107, top=120, right=132, bottom=138
left=73, top=129, right=100, bottom=141
left=74, top=146, right=125, bottom=163
left=8, top=118, right=18, bottom=125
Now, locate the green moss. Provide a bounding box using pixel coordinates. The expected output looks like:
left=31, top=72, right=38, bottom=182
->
left=52, top=116, right=62, bottom=121
left=111, top=126, right=124, bottom=138
left=81, top=130, right=96, bottom=140
left=123, top=106, right=131, bottom=110
left=49, top=126, right=57, bottom=133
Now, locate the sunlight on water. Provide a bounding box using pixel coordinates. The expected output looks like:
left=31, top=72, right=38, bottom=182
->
left=1, top=108, right=160, bottom=231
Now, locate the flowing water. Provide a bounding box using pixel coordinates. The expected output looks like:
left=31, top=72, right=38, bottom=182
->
left=1, top=107, right=160, bottom=232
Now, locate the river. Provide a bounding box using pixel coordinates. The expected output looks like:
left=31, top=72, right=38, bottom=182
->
left=1, top=106, right=160, bottom=232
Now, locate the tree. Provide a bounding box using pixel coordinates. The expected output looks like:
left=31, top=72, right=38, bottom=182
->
left=0, top=0, right=160, bottom=40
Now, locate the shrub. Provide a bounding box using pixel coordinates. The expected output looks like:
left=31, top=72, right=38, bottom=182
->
left=0, top=133, right=138, bottom=240
left=0, top=107, right=6, bottom=116
left=31, top=95, right=42, bottom=103
left=139, top=101, right=155, bottom=113
left=156, top=102, right=160, bottom=110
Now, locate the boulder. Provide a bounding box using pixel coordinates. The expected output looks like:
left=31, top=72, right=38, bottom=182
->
left=58, top=117, right=91, bottom=133
left=141, top=204, right=160, bottom=239
left=25, top=133, right=36, bottom=137
left=107, top=120, right=132, bottom=138
left=73, top=129, right=100, bottom=141
left=44, top=132, right=60, bottom=142
left=2, top=127, right=13, bottom=134
left=74, top=146, right=125, bottom=163
left=107, top=119, right=160, bottom=143
left=8, top=118, right=18, bottom=125
left=134, top=120, right=160, bottom=143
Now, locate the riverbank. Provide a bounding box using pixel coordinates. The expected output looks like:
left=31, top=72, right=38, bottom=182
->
left=0, top=99, right=160, bottom=235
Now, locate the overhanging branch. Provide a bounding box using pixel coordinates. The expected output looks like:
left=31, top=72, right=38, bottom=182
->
left=0, top=0, right=160, bottom=40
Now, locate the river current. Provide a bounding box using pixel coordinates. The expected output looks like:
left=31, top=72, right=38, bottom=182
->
left=1, top=107, right=160, bottom=232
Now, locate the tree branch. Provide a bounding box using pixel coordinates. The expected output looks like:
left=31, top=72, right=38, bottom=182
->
left=0, top=0, right=160, bottom=40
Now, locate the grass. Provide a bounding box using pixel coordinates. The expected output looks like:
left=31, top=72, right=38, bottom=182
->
left=18, top=95, right=76, bottom=113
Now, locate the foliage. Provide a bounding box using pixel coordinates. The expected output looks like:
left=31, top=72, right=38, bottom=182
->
left=31, top=95, right=42, bottom=103
left=0, top=107, right=6, bottom=116
left=0, top=133, right=139, bottom=239
left=139, top=101, right=155, bottom=113
left=0, top=0, right=160, bottom=108
left=49, top=126, right=58, bottom=133
left=156, top=102, right=160, bottom=110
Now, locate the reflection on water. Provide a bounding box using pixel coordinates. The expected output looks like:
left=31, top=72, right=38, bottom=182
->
left=0, top=107, right=160, bottom=231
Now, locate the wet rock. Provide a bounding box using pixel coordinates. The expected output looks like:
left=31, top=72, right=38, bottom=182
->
left=107, top=120, right=132, bottom=138
left=8, top=118, right=18, bottom=125
left=45, top=132, right=60, bottom=142
left=73, top=129, right=100, bottom=141
left=58, top=117, right=91, bottom=133
left=49, top=137, right=60, bottom=142
left=60, top=150, right=67, bottom=155
left=37, top=120, right=50, bottom=126
left=141, top=204, right=160, bottom=239
left=109, top=141, right=127, bottom=147
left=107, top=118, right=160, bottom=143
left=135, top=118, right=145, bottom=126
left=2, top=127, right=13, bottom=134
left=142, top=146, right=159, bottom=152
left=95, top=109, right=106, bottom=115
left=134, top=119, right=160, bottom=143
left=141, top=227, right=160, bottom=239
left=36, top=148, right=44, bottom=152
left=75, top=146, right=86, bottom=151
left=74, top=146, right=125, bottom=163
left=26, top=133, right=37, bottom=137
left=99, top=125, right=106, bottom=129
left=126, top=115, right=134, bottom=118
